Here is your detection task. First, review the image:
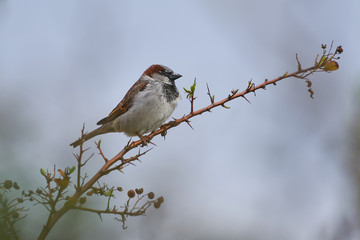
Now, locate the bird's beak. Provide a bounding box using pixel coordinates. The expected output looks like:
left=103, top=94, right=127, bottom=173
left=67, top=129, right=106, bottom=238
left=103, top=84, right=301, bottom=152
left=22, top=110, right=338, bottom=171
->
left=170, top=73, right=182, bottom=81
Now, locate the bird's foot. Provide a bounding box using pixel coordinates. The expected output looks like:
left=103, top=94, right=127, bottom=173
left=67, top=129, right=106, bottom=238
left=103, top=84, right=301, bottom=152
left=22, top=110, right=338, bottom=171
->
left=136, top=133, right=156, bottom=147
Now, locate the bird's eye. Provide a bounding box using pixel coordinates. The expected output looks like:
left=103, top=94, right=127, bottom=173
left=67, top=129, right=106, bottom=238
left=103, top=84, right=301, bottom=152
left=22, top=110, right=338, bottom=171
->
left=161, top=70, right=173, bottom=77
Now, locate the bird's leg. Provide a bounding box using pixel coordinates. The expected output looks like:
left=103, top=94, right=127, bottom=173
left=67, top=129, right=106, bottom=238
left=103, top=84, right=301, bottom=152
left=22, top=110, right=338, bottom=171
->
left=136, top=133, right=156, bottom=147
left=136, top=133, right=148, bottom=146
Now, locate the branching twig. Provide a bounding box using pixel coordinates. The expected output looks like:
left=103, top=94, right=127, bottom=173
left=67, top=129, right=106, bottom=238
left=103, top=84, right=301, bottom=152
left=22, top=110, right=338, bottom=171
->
left=96, top=140, right=108, bottom=163
left=71, top=45, right=342, bottom=202
left=36, top=43, right=342, bottom=240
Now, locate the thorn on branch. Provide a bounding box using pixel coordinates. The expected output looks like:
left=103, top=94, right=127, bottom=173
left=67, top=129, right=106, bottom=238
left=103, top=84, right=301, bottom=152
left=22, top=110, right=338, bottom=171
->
left=242, top=95, right=251, bottom=104
left=125, top=138, right=132, bottom=150
left=329, top=40, right=334, bottom=54
left=296, top=53, right=302, bottom=71
left=120, top=148, right=152, bottom=166
left=206, top=83, right=215, bottom=104
left=166, top=118, right=180, bottom=130
left=261, top=79, right=268, bottom=90
left=160, top=128, right=167, bottom=139
left=184, top=119, right=194, bottom=130
left=96, top=140, right=108, bottom=163
left=221, top=103, right=230, bottom=109
left=83, top=153, right=94, bottom=166
left=228, top=89, right=239, bottom=100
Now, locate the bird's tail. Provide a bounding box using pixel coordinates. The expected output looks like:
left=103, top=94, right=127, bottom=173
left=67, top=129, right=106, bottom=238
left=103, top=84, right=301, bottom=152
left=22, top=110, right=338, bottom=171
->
left=70, top=125, right=112, bottom=148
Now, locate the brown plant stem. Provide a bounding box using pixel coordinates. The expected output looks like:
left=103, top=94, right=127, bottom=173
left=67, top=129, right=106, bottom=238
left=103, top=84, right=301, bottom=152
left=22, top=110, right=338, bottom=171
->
left=37, top=47, right=340, bottom=239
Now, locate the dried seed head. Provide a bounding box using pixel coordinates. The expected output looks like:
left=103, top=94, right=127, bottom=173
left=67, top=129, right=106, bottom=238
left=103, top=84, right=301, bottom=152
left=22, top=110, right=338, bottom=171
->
left=4, top=180, right=12, bottom=189
left=13, top=182, right=20, bottom=190
left=135, top=188, right=144, bottom=195
left=154, top=196, right=165, bottom=209
left=157, top=196, right=164, bottom=204
left=127, top=190, right=136, bottom=198
left=79, top=197, right=86, bottom=204
left=154, top=201, right=161, bottom=209
left=336, top=46, right=343, bottom=54
left=148, top=192, right=155, bottom=199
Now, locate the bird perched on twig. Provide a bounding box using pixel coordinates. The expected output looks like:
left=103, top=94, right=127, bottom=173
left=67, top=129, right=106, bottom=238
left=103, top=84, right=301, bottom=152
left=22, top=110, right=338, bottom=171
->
left=70, top=64, right=182, bottom=148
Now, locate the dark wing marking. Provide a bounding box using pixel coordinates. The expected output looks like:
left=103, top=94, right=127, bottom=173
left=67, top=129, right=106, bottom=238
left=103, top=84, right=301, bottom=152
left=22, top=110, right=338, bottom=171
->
left=97, top=80, right=148, bottom=125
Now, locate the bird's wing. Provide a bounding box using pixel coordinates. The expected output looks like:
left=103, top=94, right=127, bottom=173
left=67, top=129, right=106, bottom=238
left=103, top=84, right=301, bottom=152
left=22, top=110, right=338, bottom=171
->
left=97, top=80, right=148, bottom=125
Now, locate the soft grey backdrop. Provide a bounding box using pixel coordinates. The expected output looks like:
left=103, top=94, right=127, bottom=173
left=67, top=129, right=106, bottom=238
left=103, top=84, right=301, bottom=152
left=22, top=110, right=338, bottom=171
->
left=1, top=0, right=359, bottom=239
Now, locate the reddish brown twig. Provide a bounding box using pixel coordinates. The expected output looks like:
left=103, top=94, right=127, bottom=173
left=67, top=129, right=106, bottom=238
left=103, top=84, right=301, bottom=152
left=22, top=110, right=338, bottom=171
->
left=37, top=44, right=342, bottom=240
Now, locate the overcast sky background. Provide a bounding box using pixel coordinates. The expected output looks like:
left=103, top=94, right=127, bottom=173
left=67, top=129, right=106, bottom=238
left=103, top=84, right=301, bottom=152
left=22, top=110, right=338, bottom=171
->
left=1, top=0, right=360, bottom=240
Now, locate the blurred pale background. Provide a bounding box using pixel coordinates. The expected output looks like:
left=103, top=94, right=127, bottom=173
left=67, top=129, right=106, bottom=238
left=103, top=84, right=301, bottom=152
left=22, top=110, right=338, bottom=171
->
left=1, top=0, right=360, bottom=239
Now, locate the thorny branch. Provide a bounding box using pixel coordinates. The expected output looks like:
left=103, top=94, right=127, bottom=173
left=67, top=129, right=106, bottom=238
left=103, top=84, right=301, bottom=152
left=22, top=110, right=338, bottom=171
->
left=33, top=44, right=342, bottom=240
left=72, top=192, right=157, bottom=229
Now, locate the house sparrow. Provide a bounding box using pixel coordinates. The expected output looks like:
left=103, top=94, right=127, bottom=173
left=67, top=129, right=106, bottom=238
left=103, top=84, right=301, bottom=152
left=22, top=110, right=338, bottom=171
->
left=70, top=64, right=182, bottom=148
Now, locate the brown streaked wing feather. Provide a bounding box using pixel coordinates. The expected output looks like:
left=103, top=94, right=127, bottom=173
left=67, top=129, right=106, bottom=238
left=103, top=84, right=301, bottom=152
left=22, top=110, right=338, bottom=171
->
left=96, top=80, right=148, bottom=125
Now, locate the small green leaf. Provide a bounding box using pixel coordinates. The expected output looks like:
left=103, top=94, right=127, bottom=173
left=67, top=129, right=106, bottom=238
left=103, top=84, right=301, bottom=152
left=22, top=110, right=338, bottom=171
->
left=190, top=80, right=196, bottom=93
left=40, top=168, right=46, bottom=177
left=222, top=104, right=230, bottom=109
left=54, top=177, right=70, bottom=191
left=282, top=71, right=288, bottom=77
left=246, top=81, right=255, bottom=91
left=104, top=189, right=114, bottom=197
left=183, top=87, right=191, bottom=94
left=319, top=56, right=328, bottom=65
left=69, top=166, right=76, bottom=174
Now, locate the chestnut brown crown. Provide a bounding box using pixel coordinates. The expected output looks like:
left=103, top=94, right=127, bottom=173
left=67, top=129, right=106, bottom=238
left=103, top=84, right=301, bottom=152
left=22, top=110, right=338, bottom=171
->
left=143, top=64, right=182, bottom=81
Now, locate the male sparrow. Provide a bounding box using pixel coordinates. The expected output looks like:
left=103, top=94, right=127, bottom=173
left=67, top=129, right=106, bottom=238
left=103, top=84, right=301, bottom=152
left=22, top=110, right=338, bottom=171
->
left=70, top=64, right=182, bottom=148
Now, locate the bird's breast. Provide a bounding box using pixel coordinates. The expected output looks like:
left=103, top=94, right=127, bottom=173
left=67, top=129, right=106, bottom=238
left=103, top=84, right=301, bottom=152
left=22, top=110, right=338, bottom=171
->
left=112, top=82, right=180, bottom=135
